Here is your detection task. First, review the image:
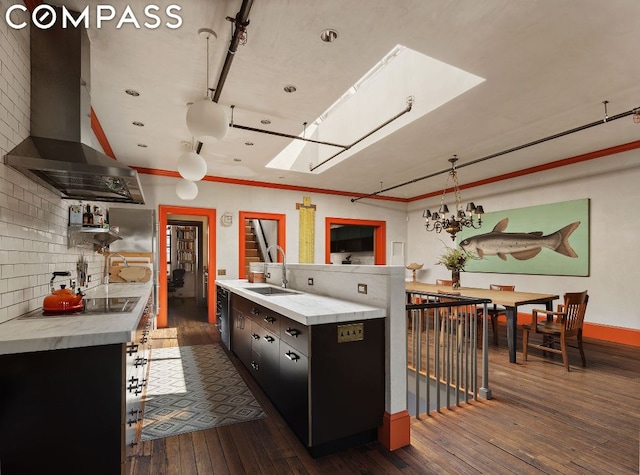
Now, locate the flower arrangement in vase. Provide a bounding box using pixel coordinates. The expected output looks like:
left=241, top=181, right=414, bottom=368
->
left=436, top=246, right=477, bottom=288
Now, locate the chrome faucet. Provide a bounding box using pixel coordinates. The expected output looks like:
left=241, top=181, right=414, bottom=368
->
left=265, top=245, right=287, bottom=288
left=104, top=253, right=129, bottom=284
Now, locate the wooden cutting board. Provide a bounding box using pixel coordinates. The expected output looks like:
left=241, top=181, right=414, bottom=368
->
left=104, top=252, right=153, bottom=283
left=118, top=266, right=148, bottom=282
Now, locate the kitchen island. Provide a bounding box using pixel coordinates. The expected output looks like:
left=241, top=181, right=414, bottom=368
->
left=0, top=281, right=153, bottom=475
left=217, top=279, right=387, bottom=457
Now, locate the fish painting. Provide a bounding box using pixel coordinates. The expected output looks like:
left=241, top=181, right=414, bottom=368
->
left=459, top=218, right=580, bottom=261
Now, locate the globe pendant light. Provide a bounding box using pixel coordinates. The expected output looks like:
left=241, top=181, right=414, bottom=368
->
left=178, top=149, right=207, bottom=181
left=186, top=28, right=229, bottom=143
left=187, top=98, right=229, bottom=143
left=176, top=179, right=198, bottom=200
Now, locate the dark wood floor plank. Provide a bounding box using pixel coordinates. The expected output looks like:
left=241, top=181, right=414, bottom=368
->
left=164, top=435, right=183, bottom=474
left=130, top=297, right=640, bottom=475
left=203, top=429, right=231, bottom=475
left=227, top=421, right=270, bottom=474
left=176, top=432, right=199, bottom=475
left=148, top=437, right=168, bottom=475
left=191, top=430, right=215, bottom=475
left=217, top=424, right=247, bottom=474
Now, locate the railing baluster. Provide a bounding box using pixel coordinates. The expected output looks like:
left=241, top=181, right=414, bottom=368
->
left=406, top=291, right=492, bottom=417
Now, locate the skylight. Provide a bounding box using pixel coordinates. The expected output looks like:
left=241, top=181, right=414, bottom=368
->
left=266, top=44, right=485, bottom=173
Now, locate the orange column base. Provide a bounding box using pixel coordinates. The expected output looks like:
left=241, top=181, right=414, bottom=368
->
left=378, top=410, right=411, bottom=451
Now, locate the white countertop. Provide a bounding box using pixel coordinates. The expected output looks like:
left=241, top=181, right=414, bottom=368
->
left=0, top=282, right=153, bottom=355
left=216, top=279, right=386, bottom=325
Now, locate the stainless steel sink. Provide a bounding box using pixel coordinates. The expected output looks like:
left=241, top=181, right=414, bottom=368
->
left=246, top=286, right=300, bottom=296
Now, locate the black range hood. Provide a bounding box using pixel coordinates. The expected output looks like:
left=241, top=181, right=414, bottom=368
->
left=4, top=6, right=145, bottom=204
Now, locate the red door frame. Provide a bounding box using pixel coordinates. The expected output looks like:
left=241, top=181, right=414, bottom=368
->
left=238, top=211, right=286, bottom=279
left=158, top=205, right=216, bottom=328
left=324, top=217, right=386, bottom=264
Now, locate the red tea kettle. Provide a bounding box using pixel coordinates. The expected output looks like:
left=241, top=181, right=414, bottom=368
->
left=43, top=271, right=85, bottom=314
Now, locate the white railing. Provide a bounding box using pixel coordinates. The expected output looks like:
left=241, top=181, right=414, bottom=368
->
left=406, top=291, right=492, bottom=418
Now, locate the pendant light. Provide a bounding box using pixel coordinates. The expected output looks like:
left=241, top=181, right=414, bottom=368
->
left=178, top=142, right=207, bottom=181
left=176, top=179, right=198, bottom=200
left=186, top=28, right=229, bottom=143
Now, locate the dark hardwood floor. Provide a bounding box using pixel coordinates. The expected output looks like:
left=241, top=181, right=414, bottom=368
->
left=131, top=298, right=640, bottom=474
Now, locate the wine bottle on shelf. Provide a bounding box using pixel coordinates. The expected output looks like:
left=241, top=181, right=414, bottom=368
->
left=83, top=205, right=91, bottom=225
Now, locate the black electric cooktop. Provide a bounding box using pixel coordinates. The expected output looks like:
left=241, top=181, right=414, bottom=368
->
left=20, top=296, right=142, bottom=319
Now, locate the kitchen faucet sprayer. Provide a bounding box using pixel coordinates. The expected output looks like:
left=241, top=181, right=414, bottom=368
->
left=104, top=253, right=129, bottom=284
left=265, top=245, right=287, bottom=288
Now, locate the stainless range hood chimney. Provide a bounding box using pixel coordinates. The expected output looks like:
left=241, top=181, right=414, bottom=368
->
left=4, top=7, right=145, bottom=204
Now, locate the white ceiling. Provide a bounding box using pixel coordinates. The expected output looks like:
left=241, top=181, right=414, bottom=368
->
left=59, top=0, right=640, bottom=200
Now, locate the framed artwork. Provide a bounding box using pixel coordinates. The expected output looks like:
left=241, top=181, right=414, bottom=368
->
left=457, top=198, right=589, bottom=276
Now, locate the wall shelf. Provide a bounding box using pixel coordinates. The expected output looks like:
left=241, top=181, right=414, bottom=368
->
left=68, top=226, right=122, bottom=249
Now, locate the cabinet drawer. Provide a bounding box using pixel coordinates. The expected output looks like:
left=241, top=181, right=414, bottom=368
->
left=280, top=316, right=309, bottom=355
left=232, top=294, right=258, bottom=315
left=255, top=307, right=281, bottom=334
left=232, top=295, right=282, bottom=334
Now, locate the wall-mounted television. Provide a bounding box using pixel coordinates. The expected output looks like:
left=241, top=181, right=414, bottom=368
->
left=330, top=225, right=374, bottom=253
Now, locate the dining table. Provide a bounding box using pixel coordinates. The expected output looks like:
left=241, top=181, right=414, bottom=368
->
left=406, top=282, right=559, bottom=363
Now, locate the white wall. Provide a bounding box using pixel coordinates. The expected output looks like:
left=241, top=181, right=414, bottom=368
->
left=140, top=174, right=408, bottom=278
left=405, top=150, right=640, bottom=330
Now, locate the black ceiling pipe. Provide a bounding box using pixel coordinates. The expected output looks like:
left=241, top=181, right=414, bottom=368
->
left=213, top=0, right=253, bottom=103
left=351, top=105, right=640, bottom=202
left=196, top=0, right=253, bottom=154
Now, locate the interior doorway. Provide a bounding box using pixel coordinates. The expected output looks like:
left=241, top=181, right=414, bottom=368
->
left=325, top=217, right=386, bottom=265
left=238, top=211, right=286, bottom=279
left=159, top=206, right=216, bottom=328
left=167, top=220, right=204, bottom=309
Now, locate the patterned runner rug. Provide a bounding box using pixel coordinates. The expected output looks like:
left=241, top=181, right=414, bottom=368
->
left=141, top=344, right=266, bottom=441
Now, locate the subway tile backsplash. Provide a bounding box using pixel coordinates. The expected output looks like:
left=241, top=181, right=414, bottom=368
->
left=0, top=3, right=103, bottom=324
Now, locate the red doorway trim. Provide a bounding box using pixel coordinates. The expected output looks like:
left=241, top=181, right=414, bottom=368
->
left=238, top=212, right=286, bottom=279
left=324, top=217, right=386, bottom=265
left=158, top=205, right=216, bottom=328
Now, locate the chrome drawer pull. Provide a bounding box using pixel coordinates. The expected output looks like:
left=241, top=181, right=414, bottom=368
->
left=264, top=335, right=275, bottom=343
left=285, top=351, right=300, bottom=362
left=285, top=328, right=301, bottom=338
left=251, top=333, right=260, bottom=340
left=264, top=316, right=276, bottom=324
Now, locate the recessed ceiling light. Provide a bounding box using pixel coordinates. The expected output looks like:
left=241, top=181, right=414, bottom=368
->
left=320, top=29, right=338, bottom=43
left=260, top=119, right=271, bottom=125
left=233, top=158, right=242, bottom=162
left=132, top=121, right=144, bottom=127
left=125, top=89, right=140, bottom=97
left=283, top=84, right=297, bottom=93
left=137, top=143, right=148, bottom=148
left=245, top=141, right=254, bottom=146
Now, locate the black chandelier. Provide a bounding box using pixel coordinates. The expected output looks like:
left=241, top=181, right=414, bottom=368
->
left=423, top=156, right=485, bottom=240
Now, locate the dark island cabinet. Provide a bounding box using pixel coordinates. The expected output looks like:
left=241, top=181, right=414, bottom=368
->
left=278, top=340, right=310, bottom=443
left=230, top=294, right=385, bottom=456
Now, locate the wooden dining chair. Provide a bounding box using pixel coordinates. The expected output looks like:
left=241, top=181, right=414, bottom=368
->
left=436, top=279, right=453, bottom=286
left=522, top=291, right=589, bottom=371
left=476, top=284, right=515, bottom=346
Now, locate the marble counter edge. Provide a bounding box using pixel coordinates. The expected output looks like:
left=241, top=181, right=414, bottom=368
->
left=216, top=280, right=386, bottom=325
left=0, top=282, right=153, bottom=355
